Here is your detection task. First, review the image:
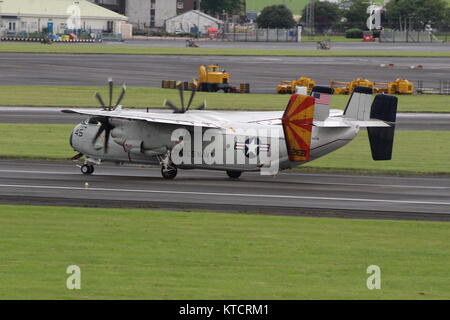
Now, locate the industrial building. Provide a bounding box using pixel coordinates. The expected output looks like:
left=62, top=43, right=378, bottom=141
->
left=89, top=0, right=201, bottom=29
left=0, top=0, right=128, bottom=36
left=165, top=10, right=222, bottom=35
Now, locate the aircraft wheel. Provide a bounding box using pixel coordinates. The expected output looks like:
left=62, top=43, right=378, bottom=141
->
left=81, top=164, right=94, bottom=175
left=161, top=166, right=177, bottom=180
left=226, top=170, right=242, bottom=179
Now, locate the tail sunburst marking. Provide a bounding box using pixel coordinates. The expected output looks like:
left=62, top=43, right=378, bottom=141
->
left=281, top=94, right=315, bottom=162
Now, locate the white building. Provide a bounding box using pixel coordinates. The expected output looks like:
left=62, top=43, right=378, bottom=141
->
left=0, top=0, right=128, bottom=36
left=88, top=0, right=181, bottom=29
left=165, top=10, right=222, bottom=34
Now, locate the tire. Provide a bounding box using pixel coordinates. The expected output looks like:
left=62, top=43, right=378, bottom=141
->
left=161, top=167, right=178, bottom=180
left=81, top=164, right=94, bottom=175
left=226, top=170, right=242, bottom=179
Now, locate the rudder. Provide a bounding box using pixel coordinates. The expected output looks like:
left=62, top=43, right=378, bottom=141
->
left=281, top=94, right=315, bottom=162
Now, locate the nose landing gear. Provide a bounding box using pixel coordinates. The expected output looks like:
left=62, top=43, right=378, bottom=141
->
left=81, top=164, right=95, bottom=175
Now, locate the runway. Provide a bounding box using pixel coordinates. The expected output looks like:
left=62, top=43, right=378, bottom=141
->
left=0, top=160, right=449, bottom=221
left=0, top=53, right=448, bottom=93
left=0, top=107, right=447, bottom=130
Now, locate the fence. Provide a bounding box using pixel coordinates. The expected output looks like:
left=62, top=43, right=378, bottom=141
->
left=221, top=26, right=300, bottom=42
left=415, top=80, right=450, bottom=95
left=380, top=30, right=442, bottom=43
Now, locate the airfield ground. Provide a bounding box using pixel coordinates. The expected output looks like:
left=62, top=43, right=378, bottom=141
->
left=0, top=40, right=448, bottom=300
left=0, top=205, right=449, bottom=299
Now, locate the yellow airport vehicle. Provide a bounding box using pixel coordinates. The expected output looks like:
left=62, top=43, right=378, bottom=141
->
left=276, top=76, right=316, bottom=94
left=330, top=78, right=375, bottom=95
left=163, top=65, right=249, bottom=93
left=197, top=65, right=234, bottom=93
left=375, top=78, right=414, bottom=94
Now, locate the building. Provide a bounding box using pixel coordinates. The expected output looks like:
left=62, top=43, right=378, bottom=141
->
left=0, top=0, right=128, bottom=36
left=165, top=10, right=222, bottom=35
left=89, top=0, right=200, bottom=29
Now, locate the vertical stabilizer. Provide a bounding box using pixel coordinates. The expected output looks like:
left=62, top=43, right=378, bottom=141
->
left=281, top=94, right=315, bottom=162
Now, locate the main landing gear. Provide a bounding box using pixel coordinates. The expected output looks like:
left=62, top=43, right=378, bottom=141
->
left=160, top=151, right=178, bottom=180
left=226, top=170, right=242, bottom=179
left=81, top=164, right=95, bottom=175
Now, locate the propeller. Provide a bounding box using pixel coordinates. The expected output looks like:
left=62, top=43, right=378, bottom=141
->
left=94, top=78, right=127, bottom=111
left=163, top=81, right=206, bottom=114
left=91, top=79, right=127, bottom=152
left=91, top=116, right=114, bottom=153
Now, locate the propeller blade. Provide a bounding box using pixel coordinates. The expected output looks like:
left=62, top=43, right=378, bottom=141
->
left=92, top=124, right=106, bottom=144
left=95, top=92, right=106, bottom=109
left=114, top=84, right=127, bottom=109
left=185, top=87, right=197, bottom=112
left=92, top=118, right=114, bottom=153
left=108, top=78, right=114, bottom=110
left=104, top=126, right=112, bottom=153
left=165, top=100, right=181, bottom=113
left=177, top=81, right=185, bottom=112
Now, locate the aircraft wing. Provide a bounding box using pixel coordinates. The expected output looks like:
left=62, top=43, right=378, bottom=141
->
left=62, top=109, right=222, bottom=128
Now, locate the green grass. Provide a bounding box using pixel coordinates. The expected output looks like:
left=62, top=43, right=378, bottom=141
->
left=0, top=124, right=73, bottom=160
left=0, top=86, right=449, bottom=112
left=1, top=43, right=449, bottom=57
left=302, top=131, right=450, bottom=175
left=1, top=124, right=449, bottom=176
left=0, top=205, right=449, bottom=299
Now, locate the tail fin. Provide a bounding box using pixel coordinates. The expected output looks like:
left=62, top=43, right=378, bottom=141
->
left=367, top=94, right=398, bottom=160
left=344, top=86, right=373, bottom=121
left=281, top=94, right=315, bottom=162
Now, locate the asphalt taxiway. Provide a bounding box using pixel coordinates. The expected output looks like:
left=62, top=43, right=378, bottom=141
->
left=0, top=107, right=447, bottom=130
left=0, top=160, right=449, bottom=221
left=0, top=53, right=448, bottom=93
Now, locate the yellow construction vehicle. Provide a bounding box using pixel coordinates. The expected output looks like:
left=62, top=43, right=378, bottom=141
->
left=329, top=80, right=351, bottom=95
left=276, top=76, right=316, bottom=94
left=330, top=78, right=375, bottom=95
left=196, top=65, right=234, bottom=93
left=375, top=79, right=414, bottom=94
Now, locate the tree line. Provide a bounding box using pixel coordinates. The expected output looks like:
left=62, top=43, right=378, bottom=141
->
left=254, top=0, right=449, bottom=32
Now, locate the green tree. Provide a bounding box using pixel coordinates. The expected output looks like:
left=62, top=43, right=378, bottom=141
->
left=385, top=0, right=448, bottom=30
left=341, top=0, right=370, bottom=30
left=256, top=5, right=297, bottom=29
left=201, top=0, right=243, bottom=16
left=300, top=0, right=342, bottom=33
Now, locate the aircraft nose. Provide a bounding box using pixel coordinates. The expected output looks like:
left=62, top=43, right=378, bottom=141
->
left=69, top=128, right=75, bottom=149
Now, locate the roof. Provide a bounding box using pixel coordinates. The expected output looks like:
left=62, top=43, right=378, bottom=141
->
left=0, top=0, right=128, bottom=20
left=166, top=10, right=222, bottom=24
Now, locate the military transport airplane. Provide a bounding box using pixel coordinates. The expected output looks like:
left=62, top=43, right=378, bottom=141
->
left=63, top=80, right=397, bottom=179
